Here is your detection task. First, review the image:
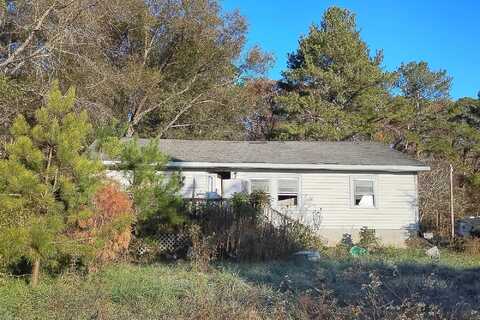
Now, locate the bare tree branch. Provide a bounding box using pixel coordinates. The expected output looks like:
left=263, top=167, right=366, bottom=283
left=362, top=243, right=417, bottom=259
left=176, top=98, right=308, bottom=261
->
left=0, top=2, right=58, bottom=72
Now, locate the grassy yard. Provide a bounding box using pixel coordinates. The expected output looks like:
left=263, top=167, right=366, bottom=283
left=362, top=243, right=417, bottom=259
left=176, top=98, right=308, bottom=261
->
left=0, top=248, right=479, bottom=319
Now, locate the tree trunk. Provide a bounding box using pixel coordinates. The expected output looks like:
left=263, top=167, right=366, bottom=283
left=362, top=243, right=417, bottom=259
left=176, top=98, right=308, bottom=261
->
left=125, top=124, right=135, bottom=138
left=31, top=258, right=40, bottom=288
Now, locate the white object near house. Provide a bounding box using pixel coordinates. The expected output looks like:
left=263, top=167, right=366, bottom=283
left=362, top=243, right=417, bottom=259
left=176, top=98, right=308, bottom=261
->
left=95, top=139, right=430, bottom=247
left=423, top=232, right=434, bottom=240
left=222, top=179, right=245, bottom=198
left=426, top=246, right=440, bottom=259
left=293, top=251, right=321, bottom=262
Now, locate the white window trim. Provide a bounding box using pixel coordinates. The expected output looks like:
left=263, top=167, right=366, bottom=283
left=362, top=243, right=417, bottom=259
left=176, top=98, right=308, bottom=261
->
left=246, top=175, right=302, bottom=209
left=350, top=175, right=378, bottom=209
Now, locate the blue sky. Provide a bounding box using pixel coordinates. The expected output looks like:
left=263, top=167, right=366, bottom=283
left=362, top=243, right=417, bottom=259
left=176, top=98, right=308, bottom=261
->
left=222, top=0, right=479, bottom=99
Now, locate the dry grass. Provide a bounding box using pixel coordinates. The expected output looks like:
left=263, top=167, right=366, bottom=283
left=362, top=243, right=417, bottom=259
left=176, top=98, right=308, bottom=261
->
left=1, top=248, right=479, bottom=319
left=0, top=263, right=284, bottom=320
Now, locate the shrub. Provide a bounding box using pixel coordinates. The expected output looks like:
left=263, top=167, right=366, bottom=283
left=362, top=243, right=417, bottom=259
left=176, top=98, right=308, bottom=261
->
left=358, top=226, right=381, bottom=251
left=464, top=238, right=480, bottom=255
left=405, top=235, right=432, bottom=249
left=450, top=237, right=480, bottom=255
left=68, top=183, right=134, bottom=270
left=328, top=233, right=355, bottom=258
left=186, top=224, right=217, bottom=272
left=284, top=220, right=325, bottom=252
left=447, top=236, right=467, bottom=252
left=340, top=233, right=354, bottom=249
left=185, top=193, right=325, bottom=261
left=93, top=183, right=134, bottom=265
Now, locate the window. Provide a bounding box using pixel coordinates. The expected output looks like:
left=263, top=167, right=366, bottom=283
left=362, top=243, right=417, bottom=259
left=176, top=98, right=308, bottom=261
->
left=353, top=179, right=375, bottom=208
left=250, top=179, right=270, bottom=194
left=277, top=179, right=299, bottom=207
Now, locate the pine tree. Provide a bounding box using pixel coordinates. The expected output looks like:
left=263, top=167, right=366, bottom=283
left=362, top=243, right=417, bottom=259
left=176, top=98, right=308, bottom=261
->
left=118, top=138, right=184, bottom=237
left=382, top=61, right=453, bottom=153
left=0, top=82, right=103, bottom=286
left=276, top=7, right=390, bottom=141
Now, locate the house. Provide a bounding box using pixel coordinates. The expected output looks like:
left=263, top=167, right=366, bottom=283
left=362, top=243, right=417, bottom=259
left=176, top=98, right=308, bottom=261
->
left=100, top=139, right=430, bottom=247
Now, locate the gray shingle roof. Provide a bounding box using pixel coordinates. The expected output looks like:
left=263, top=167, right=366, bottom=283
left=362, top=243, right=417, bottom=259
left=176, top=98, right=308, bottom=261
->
left=124, top=139, right=427, bottom=169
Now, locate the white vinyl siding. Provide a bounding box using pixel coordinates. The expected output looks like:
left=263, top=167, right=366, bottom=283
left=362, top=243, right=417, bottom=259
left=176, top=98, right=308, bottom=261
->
left=301, top=173, right=417, bottom=230
left=108, top=167, right=419, bottom=246
left=180, top=172, right=220, bottom=198
left=109, top=168, right=418, bottom=234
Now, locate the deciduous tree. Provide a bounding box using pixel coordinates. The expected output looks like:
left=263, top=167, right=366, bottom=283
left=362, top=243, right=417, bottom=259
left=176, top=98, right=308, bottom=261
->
left=1, top=0, right=272, bottom=139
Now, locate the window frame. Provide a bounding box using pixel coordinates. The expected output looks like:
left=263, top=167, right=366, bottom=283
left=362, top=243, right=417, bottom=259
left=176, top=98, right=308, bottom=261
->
left=277, top=178, right=300, bottom=208
left=350, top=176, right=378, bottom=209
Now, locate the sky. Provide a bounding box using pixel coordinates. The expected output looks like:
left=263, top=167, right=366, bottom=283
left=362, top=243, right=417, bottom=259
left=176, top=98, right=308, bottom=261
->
left=222, top=0, right=479, bottom=99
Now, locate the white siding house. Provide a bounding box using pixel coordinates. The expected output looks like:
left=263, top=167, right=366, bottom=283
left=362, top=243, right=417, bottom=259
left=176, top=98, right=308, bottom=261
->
left=99, top=139, right=429, bottom=247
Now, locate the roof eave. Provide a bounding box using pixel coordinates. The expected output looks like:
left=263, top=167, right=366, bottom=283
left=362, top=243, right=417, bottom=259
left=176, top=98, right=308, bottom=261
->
left=102, top=160, right=430, bottom=172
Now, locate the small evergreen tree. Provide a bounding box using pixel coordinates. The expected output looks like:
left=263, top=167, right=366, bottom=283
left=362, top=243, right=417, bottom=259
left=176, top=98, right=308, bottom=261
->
left=0, top=82, right=103, bottom=286
left=118, top=139, right=184, bottom=237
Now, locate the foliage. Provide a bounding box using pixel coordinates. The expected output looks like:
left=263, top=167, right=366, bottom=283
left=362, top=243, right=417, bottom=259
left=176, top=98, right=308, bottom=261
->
left=357, top=227, right=381, bottom=250
left=230, top=191, right=269, bottom=220
left=118, top=138, right=184, bottom=237
left=463, top=238, right=480, bottom=255
left=276, top=7, right=390, bottom=141
left=1, top=0, right=273, bottom=140
left=185, top=194, right=324, bottom=261
left=2, top=250, right=480, bottom=319
left=271, top=6, right=480, bottom=236
left=93, top=120, right=128, bottom=161
left=331, top=233, right=355, bottom=258
left=186, top=224, right=217, bottom=272
left=395, top=61, right=452, bottom=103
left=282, top=219, right=325, bottom=252
left=439, top=237, right=480, bottom=256
left=243, top=79, right=280, bottom=140
left=0, top=263, right=285, bottom=319
left=68, top=183, right=134, bottom=270
left=340, top=233, right=354, bottom=249
left=0, top=76, right=39, bottom=139
left=1, top=1, right=480, bottom=255
left=0, top=82, right=105, bottom=285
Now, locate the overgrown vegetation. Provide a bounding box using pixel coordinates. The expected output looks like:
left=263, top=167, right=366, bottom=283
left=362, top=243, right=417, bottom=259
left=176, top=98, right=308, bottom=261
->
left=116, top=138, right=185, bottom=237
left=0, top=249, right=479, bottom=320
left=183, top=192, right=324, bottom=262
left=72, top=182, right=134, bottom=271
left=0, top=83, right=109, bottom=286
